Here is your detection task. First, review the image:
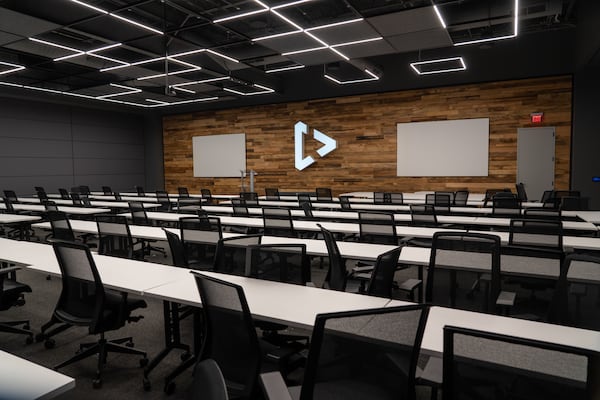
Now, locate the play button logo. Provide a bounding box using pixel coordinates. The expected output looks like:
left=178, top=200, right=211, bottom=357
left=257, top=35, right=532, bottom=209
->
left=294, top=121, right=337, bottom=171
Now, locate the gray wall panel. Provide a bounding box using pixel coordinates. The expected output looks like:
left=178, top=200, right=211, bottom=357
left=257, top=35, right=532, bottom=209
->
left=0, top=118, right=72, bottom=141
left=73, top=141, right=144, bottom=159
left=72, top=124, right=143, bottom=144
left=73, top=174, right=145, bottom=192
left=73, top=158, right=144, bottom=175
left=0, top=158, right=73, bottom=177
left=71, top=108, right=142, bottom=131
left=0, top=137, right=73, bottom=158
left=0, top=176, right=75, bottom=196
left=0, top=98, right=71, bottom=123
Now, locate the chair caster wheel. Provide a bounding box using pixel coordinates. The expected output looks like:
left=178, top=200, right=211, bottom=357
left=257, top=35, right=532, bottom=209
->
left=92, top=379, right=102, bottom=389
left=140, top=357, right=149, bottom=367
left=44, top=339, right=55, bottom=349
left=164, top=381, right=176, bottom=395
left=180, top=351, right=191, bottom=361
left=143, top=378, right=151, bottom=391
left=25, top=336, right=33, bottom=345
left=35, top=333, right=45, bottom=343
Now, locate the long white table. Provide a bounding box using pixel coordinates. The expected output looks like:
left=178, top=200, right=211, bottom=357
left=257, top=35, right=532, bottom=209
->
left=0, top=350, right=75, bottom=399
left=18, top=197, right=160, bottom=210
left=1, top=203, right=111, bottom=216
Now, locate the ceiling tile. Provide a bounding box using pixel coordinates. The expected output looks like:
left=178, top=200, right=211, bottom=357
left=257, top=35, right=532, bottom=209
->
left=368, top=6, right=441, bottom=36
left=386, top=29, right=452, bottom=53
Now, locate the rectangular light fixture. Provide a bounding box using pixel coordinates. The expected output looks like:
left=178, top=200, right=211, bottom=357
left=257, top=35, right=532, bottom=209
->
left=97, top=83, right=141, bottom=98
left=224, top=83, right=274, bottom=96
left=282, top=46, right=327, bottom=56
left=213, top=8, right=268, bottom=23
left=169, top=86, right=196, bottom=94
left=53, top=42, right=123, bottom=62
left=433, top=5, right=446, bottom=28
left=171, top=76, right=229, bottom=88
left=304, top=18, right=364, bottom=32
left=410, top=56, right=466, bottom=75
left=146, top=96, right=219, bottom=107
left=331, top=37, right=382, bottom=48
left=266, top=64, right=304, bottom=73
left=67, top=0, right=163, bottom=34
left=324, top=73, right=379, bottom=85
left=452, top=0, right=519, bottom=46
left=206, top=50, right=239, bottom=63
left=0, top=61, right=26, bottom=76
left=253, top=30, right=302, bottom=42
left=137, top=67, right=202, bottom=81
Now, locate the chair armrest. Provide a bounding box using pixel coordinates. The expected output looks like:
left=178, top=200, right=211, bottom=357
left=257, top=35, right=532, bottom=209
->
left=305, top=282, right=316, bottom=288
left=351, top=265, right=374, bottom=273
left=260, top=372, right=293, bottom=400
left=496, top=290, right=516, bottom=307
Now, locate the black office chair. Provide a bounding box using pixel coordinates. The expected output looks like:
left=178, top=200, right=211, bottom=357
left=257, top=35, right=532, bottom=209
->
left=453, top=190, right=469, bottom=206
left=409, top=204, right=438, bottom=227
left=51, top=241, right=148, bottom=388
left=318, top=224, right=348, bottom=291
left=365, top=247, right=402, bottom=298
left=442, top=326, right=598, bottom=400
left=79, top=185, right=91, bottom=195
left=240, top=191, right=259, bottom=206
left=3, top=190, right=19, bottom=203
left=128, top=201, right=167, bottom=258
left=265, top=188, right=280, bottom=200
left=96, top=214, right=145, bottom=260
left=101, top=186, right=112, bottom=195
left=184, top=359, right=229, bottom=400
left=373, top=192, right=386, bottom=204
left=247, top=243, right=311, bottom=285
left=192, top=272, right=302, bottom=399
left=491, top=194, right=522, bottom=217
left=176, top=197, right=203, bottom=214
left=45, top=210, right=76, bottom=242
left=0, top=265, right=33, bottom=343
left=43, top=201, right=59, bottom=211
left=339, top=196, right=352, bottom=210
left=213, top=235, right=263, bottom=276
left=200, top=188, right=213, bottom=205
left=231, top=198, right=250, bottom=217
left=135, top=185, right=146, bottom=196
left=58, top=188, right=70, bottom=200
left=262, top=207, right=296, bottom=237
left=180, top=216, right=223, bottom=268
left=178, top=187, right=190, bottom=198
left=515, top=182, right=528, bottom=201
left=315, top=187, right=332, bottom=202
left=37, top=189, right=49, bottom=203
left=260, top=304, right=430, bottom=400
left=156, top=190, right=171, bottom=211
left=358, top=211, right=397, bottom=245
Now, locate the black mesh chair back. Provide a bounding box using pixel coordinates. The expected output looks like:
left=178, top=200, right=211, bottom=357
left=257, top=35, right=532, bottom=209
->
left=135, top=186, right=145, bottom=196
left=162, top=228, right=188, bottom=267
left=262, top=208, right=296, bottom=237
left=265, top=188, right=280, bottom=200
left=492, top=194, right=522, bottom=217
left=300, top=305, right=429, bottom=400
left=318, top=224, right=347, bottom=291
left=180, top=216, right=223, bottom=267
left=524, top=208, right=562, bottom=220
left=410, top=204, right=438, bottom=226
left=541, top=189, right=554, bottom=203
left=96, top=215, right=137, bottom=259
left=248, top=244, right=310, bottom=285
left=339, top=196, right=352, bottom=210
left=373, top=192, right=386, bottom=204
left=297, top=193, right=312, bottom=205
left=426, top=193, right=451, bottom=213
left=201, top=188, right=213, bottom=205
left=366, top=247, right=401, bottom=298
left=102, top=186, right=112, bottom=195
left=178, top=187, right=190, bottom=198
left=358, top=211, right=397, bottom=245
left=231, top=198, right=249, bottom=217
left=300, top=201, right=313, bottom=218
left=483, top=188, right=511, bottom=207
left=192, top=272, right=262, bottom=399
left=388, top=192, right=404, bottom=204
left=156, top=190, right=171, bottom=211
left=2, top=197, right=15, bottom=213
left=515, top=182, right=528, bottom=201
left=3, top=190, right=18, bottom=203
left=46, top=211, right=76, bottom=242
left=70, top=192, right=83, bottom=206
left=453, top=190, right=469, bottom=206
left=114, top=191, right=122, bottom=201
left=240, top=192, right=259, bottom=205
left=34, top=186, right=45, bottom=193
left=79, top=185, right=91, bottom=195
left=315, top=187, right=332, bottom=202
left=58, top=188, right=70, bottom=200
left=129, top=201, right=149, bottom=225
left=213, top=235, right=262, bottom=276
left=436, top=191, right=455, bottom=204
left=37, top=190, right=48, bottom=202
left=185, top=359, right=228, bottom=400
left=442, top=326, right=600, bottom=400
left=427, top=232, right=502, bottom=312
left=509, top=218, right=563, bottom=250
left=177, top=197, right=203, bottom=214
left=44, top=201, right=59, bottom=211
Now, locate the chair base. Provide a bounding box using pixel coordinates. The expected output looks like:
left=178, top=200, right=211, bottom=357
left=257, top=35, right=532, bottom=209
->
left=0, top=319, right=33, bottom=343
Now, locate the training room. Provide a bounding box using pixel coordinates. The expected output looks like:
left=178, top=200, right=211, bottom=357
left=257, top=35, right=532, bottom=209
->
left=1, top=1, right=600, bottom=399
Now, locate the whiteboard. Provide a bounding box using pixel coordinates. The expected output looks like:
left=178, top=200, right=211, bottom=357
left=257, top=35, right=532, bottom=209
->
left=193, top=133, right=246, bottom=177
left=397, top=118, right=489, bottom=176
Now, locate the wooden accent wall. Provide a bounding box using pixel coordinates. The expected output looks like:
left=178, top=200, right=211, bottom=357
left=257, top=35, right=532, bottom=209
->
left=163, top=76, right=572, bottom=196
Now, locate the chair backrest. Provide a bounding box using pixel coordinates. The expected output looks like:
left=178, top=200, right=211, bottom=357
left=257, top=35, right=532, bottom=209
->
left=492, top=194, right=522, bottom=216
left=180, top=216, right=223, bottom=245
left=515, top=182, right=528, bottom=201
left=373, top=192, right=386, bottom=204
left=443, top=325, right=599, bottom=400
left=560, top=196, right=583, bottom=210
left=44, top=201, right=59, bottom=211
left=37, top=190, right=48, bottom=202
left=58, top=188, right=70, bottom=200
left=162, top=228, right=188, bottom=267
left=300, top=201, right=313, bottom=218
left=79, top=185, right=91, bottom=195
left=2, top=197, right=14, bottom=213
left=388, top=192, right=404, bottom=204
left=524, top=208, right=562, bottom=220
left=297, top=193, right=312, bottom=205
left=358, top=211, right=397, bottom=245
left=185, top=359, right=229, bottom=400
left=51, top=241, right=105, bottom=333
left=453, top=190, right=469, bottom=206
left=248, top=244, right=310, bottom=285
left=240, top=192, right=259, bottom=205
left=318, top=224, right=347, bottom=291
left=34, top=186, right=45, bottom=193
left=231, top=198, right=249, bottom=217
left=315, top=187, right=332, bottom=202
left=213, top=235, right=262, bottom=276
left=101, top=186, right=112, bottom=195
left=366, top=246, right=402, bottom=298
left=192, top=272, right=262, bottom=399
left=300, top=305, right=430, bottom=400
left=427, top=232, right=501, bottom=312
left=410, top=204, right=438, bottom=226
left=129, top=201, right=149, bottom=225
left=435, top=191, right=455, bottom=204
left=135, top=186, right=145, bottom=196
left=3, top=190, right=18, bottom=203
left=156, top=190, right=171, bottom=211
left=70, top=192, right=83, bottom=206
left=483, top=188, right=511, bottom=206
left=264, top=188, right=280, bottom=200
left=177, top=197, right=203, bottom=214
left=114, top=191, right=122, bottom=201
left=96, top=214, right=136, bottom=259
left=508, top=218, right=563, bottom=250
left=46, top=210, right=76, bottom=242
left=200, top=188, right=213, bottom=204
left=262, top=207, right=295, bottom=237
left=339, top=196, right=352, bottom=210
left=178, top=187, right=190, bottom=198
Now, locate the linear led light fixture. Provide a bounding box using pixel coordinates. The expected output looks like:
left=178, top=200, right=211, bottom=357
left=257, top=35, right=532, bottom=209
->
left=266, top=64, right=304, bottom=73
left=282, top=46, right=327, bottom=56
left=253, top=30, right=302, bottom=42
left=409, top=56, right=466, bottom=75
left=145, top=98, right=169, bottom=105
left=146, top=96, right=219, bottom=107
left=169, top=86, right=196, bottom=94
left=453, top=0, right=519, bottom=46
left=324, top=70, right=380, bottom=85
left=271, top=0, right=314, bottom=10
left=223, top=83, right=274, bottom=96
left=331, top=37, right=383, bottom=48
left=304, top=18, right=364, bottom=32
left=213, top=8, right=268, bottom=23
left=137, top=67, right=202, bottom=81
left=433, top=5, right=446, bottom=28
left=0, top=61, right=25, bottom=76
left=170, top=76, right=229, bottom=88
left=206, top=49, right=239, bottom=63
left=96, top=83, right=141, bottom=98
left=99, top=56, right=164, bottom=72
left=67, top=0, right=163, bottom=35
left=53, top=43, right=122, bottom=62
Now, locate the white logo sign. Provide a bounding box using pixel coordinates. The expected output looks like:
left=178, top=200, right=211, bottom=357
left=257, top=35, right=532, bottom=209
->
left=294, top=121, right=337, bottom=171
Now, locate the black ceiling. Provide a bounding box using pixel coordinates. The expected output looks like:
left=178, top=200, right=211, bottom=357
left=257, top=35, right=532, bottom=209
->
left=0, top=0, right=581, bottom=113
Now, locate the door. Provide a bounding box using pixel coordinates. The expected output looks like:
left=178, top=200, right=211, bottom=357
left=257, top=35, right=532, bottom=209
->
left=517, top=127, right=555, bottom=202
